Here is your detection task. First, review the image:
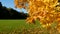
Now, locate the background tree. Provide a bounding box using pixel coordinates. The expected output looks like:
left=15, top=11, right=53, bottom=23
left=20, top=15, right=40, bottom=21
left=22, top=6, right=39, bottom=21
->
left=0, top=2, right=2, bottom=7
left=0, top=2, right=28, bottom=19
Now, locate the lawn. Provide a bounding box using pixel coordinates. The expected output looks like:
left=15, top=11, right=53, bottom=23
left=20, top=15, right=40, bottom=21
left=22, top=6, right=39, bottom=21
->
left=0, top=20, right=41, bottom=34
left=0, top=20, right=60, bottom=34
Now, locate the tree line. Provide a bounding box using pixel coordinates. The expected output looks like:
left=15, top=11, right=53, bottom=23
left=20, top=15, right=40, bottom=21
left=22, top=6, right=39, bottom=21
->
left=0, top=2, right=28, bottom=19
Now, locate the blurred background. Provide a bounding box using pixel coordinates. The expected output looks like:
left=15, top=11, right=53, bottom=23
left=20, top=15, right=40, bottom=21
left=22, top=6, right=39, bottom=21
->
left=0, top=0, right=28, bottom=19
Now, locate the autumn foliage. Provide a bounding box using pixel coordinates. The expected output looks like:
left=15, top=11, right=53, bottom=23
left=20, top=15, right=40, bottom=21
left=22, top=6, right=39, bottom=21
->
left=14, top=0, right=60, bottom=33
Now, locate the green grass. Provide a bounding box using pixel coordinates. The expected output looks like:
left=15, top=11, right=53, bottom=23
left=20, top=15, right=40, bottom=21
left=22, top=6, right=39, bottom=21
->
left=0, top=20, right=60, bottom=34
left=0, top=20, right=41, bottom=33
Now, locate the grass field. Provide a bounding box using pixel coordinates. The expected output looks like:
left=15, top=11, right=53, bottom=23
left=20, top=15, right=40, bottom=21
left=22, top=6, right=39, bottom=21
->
left=0, top=20, right=60, bottom=34
left=0, top=20, right=41, bottom=34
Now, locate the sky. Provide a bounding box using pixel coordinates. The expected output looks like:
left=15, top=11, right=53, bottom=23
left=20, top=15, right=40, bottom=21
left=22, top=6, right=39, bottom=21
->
left=0, top=0, right=27, bottom=13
